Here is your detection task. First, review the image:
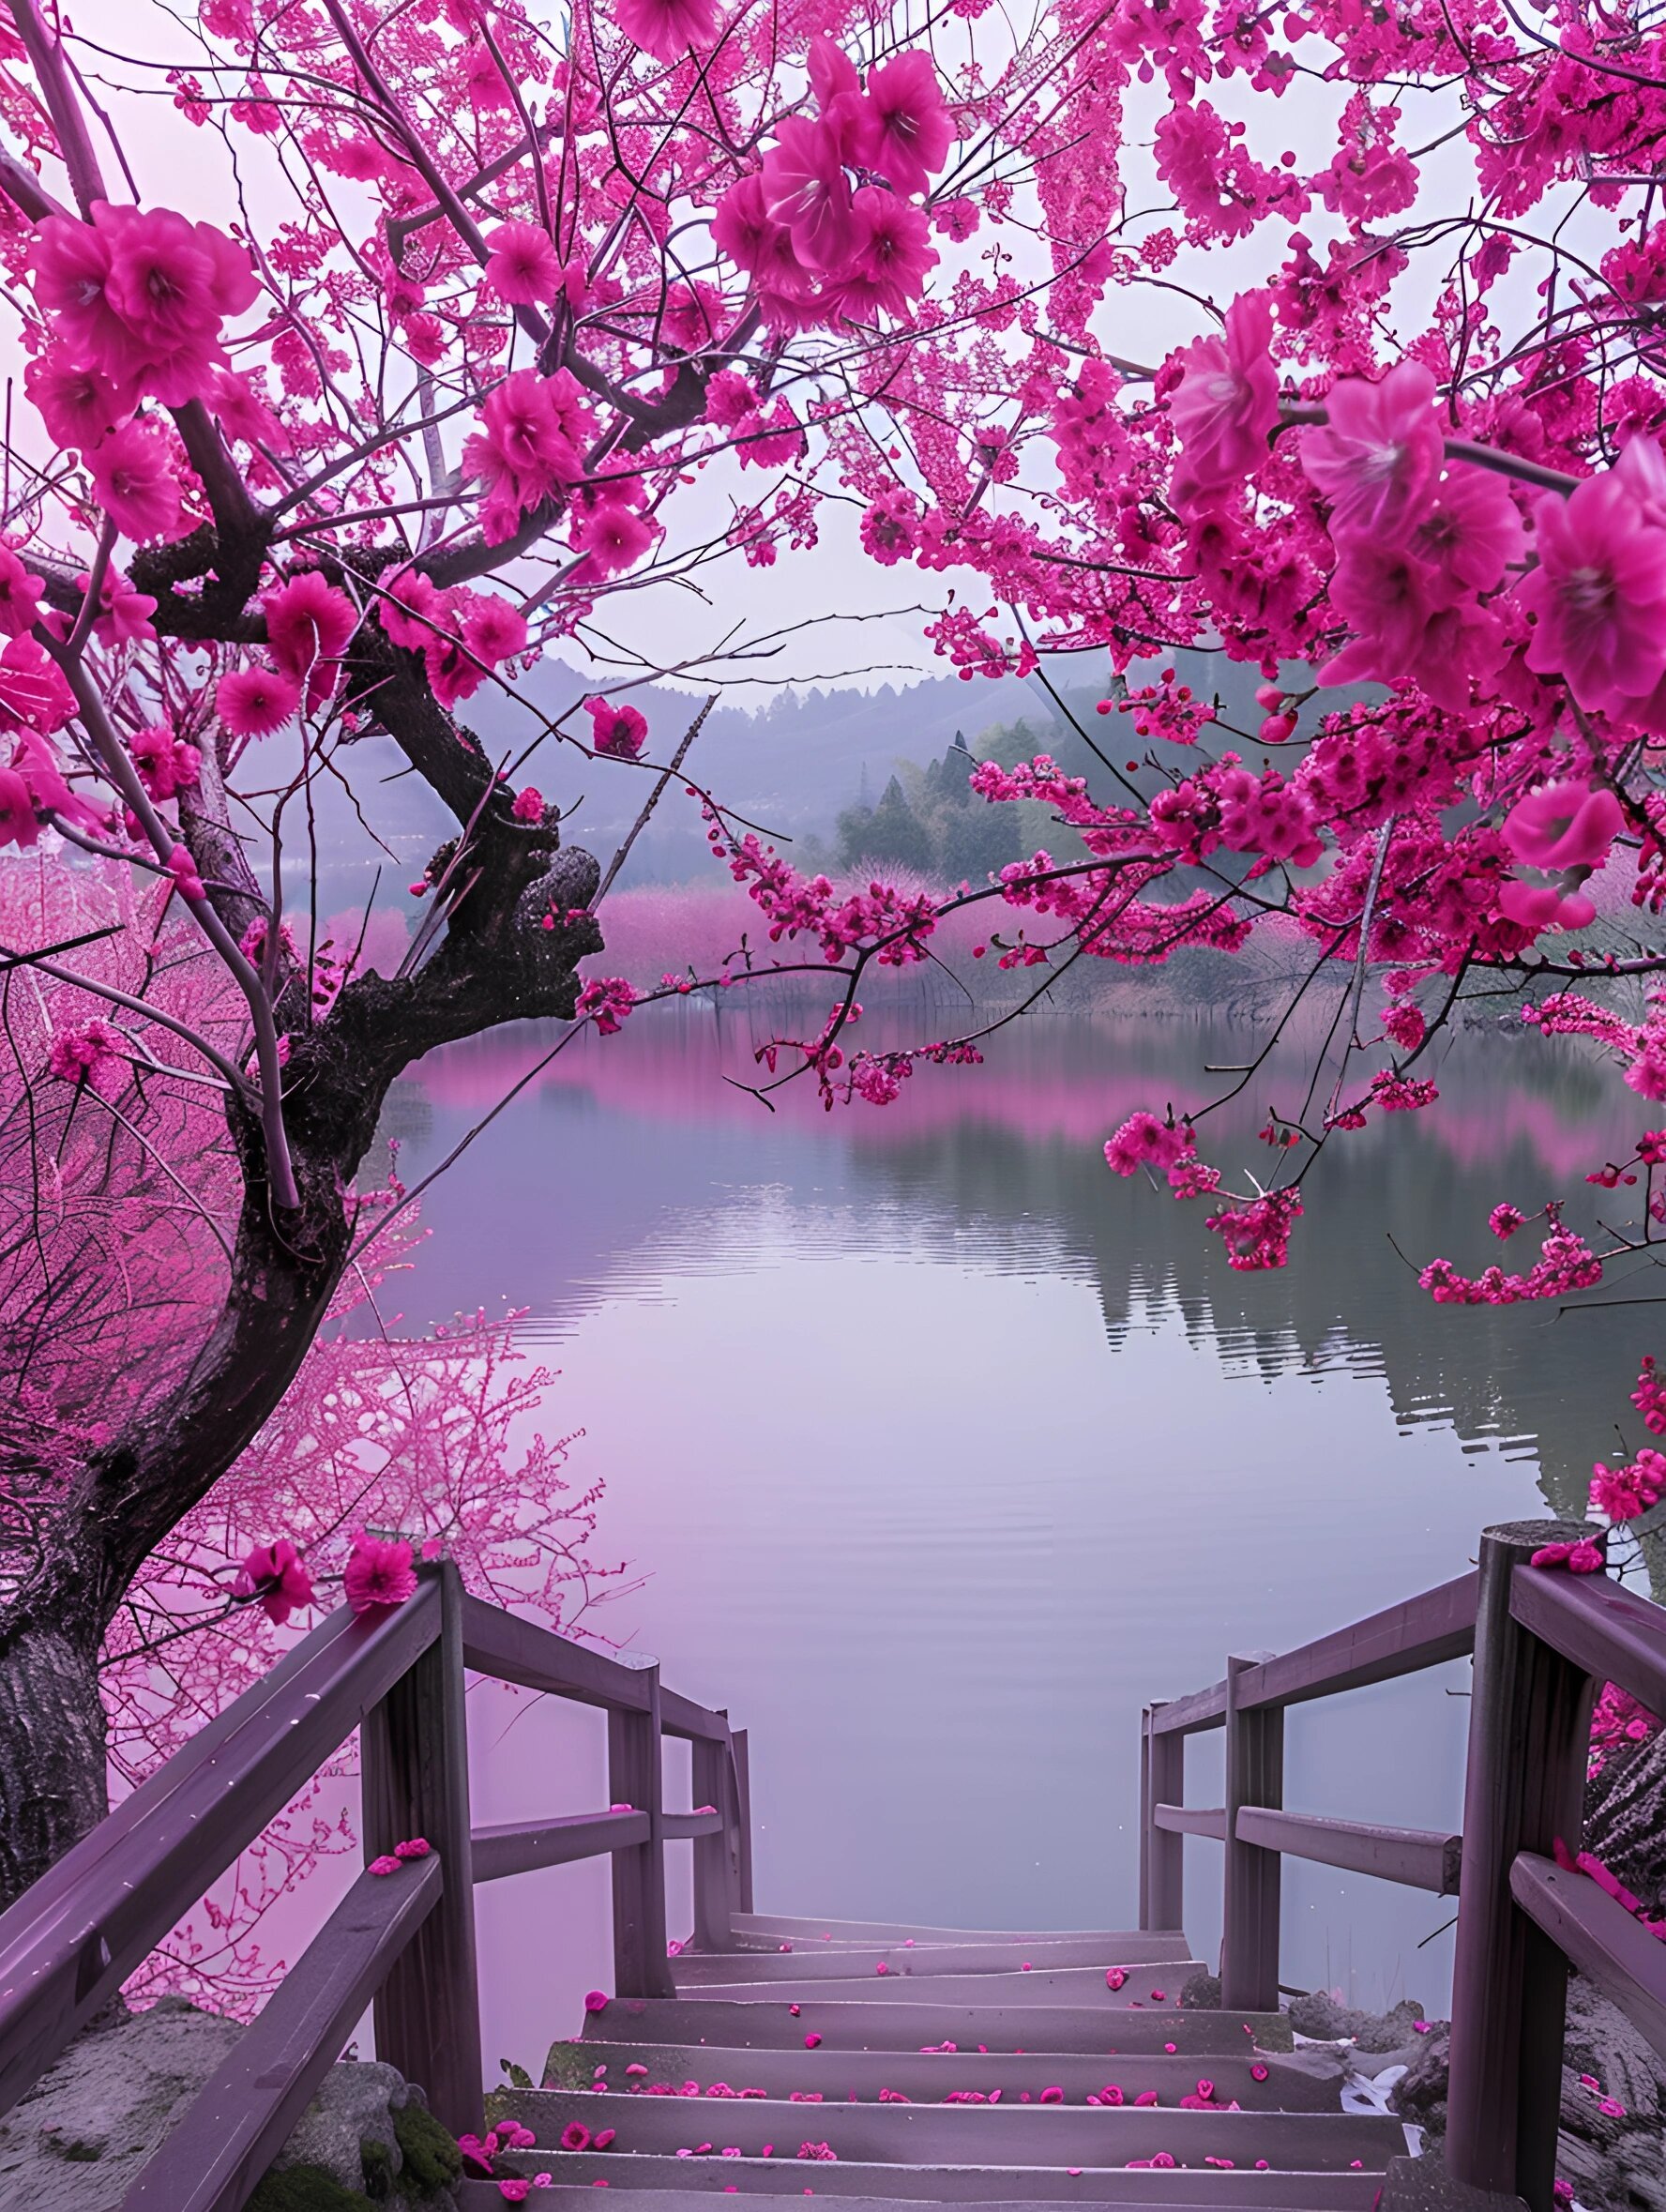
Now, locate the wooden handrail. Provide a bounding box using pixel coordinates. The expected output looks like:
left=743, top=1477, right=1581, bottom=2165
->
left=1233, top=1573, right=1478, bottom=1712
left=1509, top=1563, right=1666, bottom=1718
left=1152, top=1803, right=1226, bottom=1839
left=472, top=1810, right=650, bottom=1882
left=663, top=1809, right=725, bottom=1840
left=1234, top=1810, right=1462, bottom=1895
left=459, top=1591, right=657, bottom=1711
left=121, top=1856, right=444, bottom=2212
left=661, top=1687, right=732, bottom=1743
left=1146, top=1678, right=1228, bottom=1737
left=0, top=1582, right=442, bottom=2121
left=1510, top=1852, right=1666, bottom=2063
left=0, top=1559, right=751, bottom=2198
left=1139, top=1520, right=1666, bottom=2212
left=1148, top=1571, right=1479, bottom=1738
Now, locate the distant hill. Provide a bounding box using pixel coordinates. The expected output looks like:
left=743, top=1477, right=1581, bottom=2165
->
left=291, top=643, right=1273, bottom=923
left=298, top=654, right=1122, bottom=917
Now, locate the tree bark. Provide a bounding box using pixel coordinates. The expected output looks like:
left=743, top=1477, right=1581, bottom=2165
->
left=0, top=1617, right=108, bottom=1909
left=1585, top=1726, right=1666, bottom=1914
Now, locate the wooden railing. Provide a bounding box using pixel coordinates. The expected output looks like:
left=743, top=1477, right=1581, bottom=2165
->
left=1141, top=1517, right=1666, bottom=2212
left=0, top=1562, right=750, bottom=2212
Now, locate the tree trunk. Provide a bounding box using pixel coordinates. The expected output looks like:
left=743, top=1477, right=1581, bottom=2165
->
left=0, top=1614, right=108, bottom=1908
left=1585, top=1726, right=1666, bottom=1913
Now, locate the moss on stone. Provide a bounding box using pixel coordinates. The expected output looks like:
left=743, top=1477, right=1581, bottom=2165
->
left=53, top=2139, right=104, bottom=2161
left=359, top=2134, right=395, bottom=2200
left=392, top=2099, right=462, bottom=2197
left=539, top=2039, right=593, bottom=2091
left=247, top=2161, right=371, bottom=2212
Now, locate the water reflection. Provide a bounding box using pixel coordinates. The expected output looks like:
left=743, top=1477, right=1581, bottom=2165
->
left=390, top=1007, right=1652, bottom=2067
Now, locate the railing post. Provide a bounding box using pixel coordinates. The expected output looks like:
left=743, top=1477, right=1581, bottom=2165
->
left=360, top=1560, right=483, bottom=2139
left=1220, top=1652, right=1281, bottom=2012
left=732, top=1726, right=754, bottom=1914
left=693, top=1726, right=739, bottom=1951
left=608, top=1668, right=674, bottom=1997
left=1140, top=1704, right=1184, bottom=1932
left=1446, top=1521, right=1601, bottom=2212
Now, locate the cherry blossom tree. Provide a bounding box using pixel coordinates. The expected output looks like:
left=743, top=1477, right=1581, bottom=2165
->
left=4, top=0, right=1666, bottom=1914
left=0, top=0, right=1000, bottom=1902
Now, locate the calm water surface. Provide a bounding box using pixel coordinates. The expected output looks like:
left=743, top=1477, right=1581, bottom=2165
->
left=380, top=1006, right=1651, bottom=2077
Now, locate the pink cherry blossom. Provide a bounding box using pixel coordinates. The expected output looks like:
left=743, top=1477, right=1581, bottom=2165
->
left=0, top=550, right=43, bottom=640
left=88, top=422, right=187, bottom=543
left=859, top=53, right=953, bottom=196
left=265, top=572, right=358, bottom=701
left=1104, top=1112, right=1194, bottom=1176
left=841, top=191, right=937, bottom=320
left=342, top=1532, right=418, bottom=1614
left=484, top=221, right=562, bottom=305
left=1498, top=881, right=1598, bottom=934
left=612, top=0, right=719, bottom=59
left=1408, top=466, right=1525, bottom=595
left=1300, top=362, right=1444, bottom=544
left=464, top=595, right=528, bottom=668
left=218, top=664, right=303, bottom=738
left=83, top=565, right=158, bottom=645
left=711, top=176, right=810, bottom=311
left=1170, top=293, right=1279, bottom=511
left=165, top=843, right=205, bottom=901
left=586, top=696, right=649, bottom=758
left=0, top=644, right=75, bottom=739
left=32, top=202, right=256, bottom=409
left=466, top=371, right=588, bottom=533
left=763, top=118, right=858, bottom=274
left=1503, top=784, right=1625, bottom=873
left=46, top=1019, right=123, bottom=1089
left=24, top=350, right=122, bottom=450
left=1515, top=472, right=1666, bottom=714
left=232, top=1538, right=315, bottom=1626
left=572, top=497, right=655, bottom=579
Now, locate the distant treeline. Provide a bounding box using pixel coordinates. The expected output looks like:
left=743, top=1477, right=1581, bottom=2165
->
left=821, top=712, right=1108, bottom=882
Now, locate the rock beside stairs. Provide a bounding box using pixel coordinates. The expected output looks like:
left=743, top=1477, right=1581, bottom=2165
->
left=0, top=1996, right=464, bottom=2212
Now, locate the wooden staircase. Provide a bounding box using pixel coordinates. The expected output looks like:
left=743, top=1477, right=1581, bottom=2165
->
left=10, top=1522, right=1665, bottom=2212
left=471, top=1914, right=1408, bottom=2209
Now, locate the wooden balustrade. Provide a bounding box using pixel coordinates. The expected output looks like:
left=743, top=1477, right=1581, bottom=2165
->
left=8, top=1516, right=1666, bottom=2212
left=1140, top=1519, right=1666, bottom=2212
left=0, top=1559, right=750, bottom=2212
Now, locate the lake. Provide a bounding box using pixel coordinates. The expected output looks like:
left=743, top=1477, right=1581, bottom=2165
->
left=379, top=1000, right=1651, bottom=2082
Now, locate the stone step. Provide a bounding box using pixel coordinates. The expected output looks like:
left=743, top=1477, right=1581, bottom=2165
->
left=501, top=2091, right=1404, bottom=2173
left=553, top=2045, right=1346, bottom=2112
left=462, top=2192, right=1371, bottom=2212
left=670, top=1966, right=1211, bottom=2007
left=477, top=2151, right=1386, bottom=2205
left=579, top=2000, right=1294, bottom=2056
left=674, top=1942, right=1195, bottom=1980
left=733, top=1918, right=1189, bottom=1948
